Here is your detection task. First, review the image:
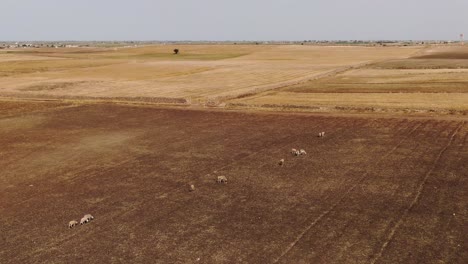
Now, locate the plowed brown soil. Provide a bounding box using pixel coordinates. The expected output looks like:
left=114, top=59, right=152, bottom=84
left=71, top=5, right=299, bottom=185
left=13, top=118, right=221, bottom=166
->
left=0, top=101, right=466, bottom=263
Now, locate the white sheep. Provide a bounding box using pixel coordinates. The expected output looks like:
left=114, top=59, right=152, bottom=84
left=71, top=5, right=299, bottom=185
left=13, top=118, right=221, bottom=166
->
left=68, top=220, right=78, bottom=228
left=80, top=214, right=94, bottom=225
left=84, top=214, right=94, bottom=221
left=291, top=149, right=300, bottom=156
left=300, top=149, right=307, bottom=155
left=279, top=159, right=285, bottom=166
left=80, top=216, right=89, bottom=225
left=217, top=176, right=228, bottom=184
left=318, top=132, right=325, bottom=137
left=189, top=184, right=195, bottom=191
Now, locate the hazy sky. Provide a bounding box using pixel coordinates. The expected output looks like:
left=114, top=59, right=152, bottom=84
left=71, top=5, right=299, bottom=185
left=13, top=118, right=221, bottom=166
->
left=1, top=0, right=467, bottom=41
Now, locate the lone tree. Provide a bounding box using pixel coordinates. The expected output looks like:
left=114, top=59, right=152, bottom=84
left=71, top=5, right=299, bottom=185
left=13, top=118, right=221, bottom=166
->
left=173, top=48, right=179, bottom=55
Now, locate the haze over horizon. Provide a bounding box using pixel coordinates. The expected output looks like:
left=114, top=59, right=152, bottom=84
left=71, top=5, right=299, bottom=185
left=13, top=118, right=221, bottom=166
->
left=1, top=0, right=467, bottom=41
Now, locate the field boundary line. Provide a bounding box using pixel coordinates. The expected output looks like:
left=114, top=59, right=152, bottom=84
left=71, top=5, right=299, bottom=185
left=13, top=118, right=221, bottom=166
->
left=222, top=62, right=376, bottom=103
left=0, top=103, right=80, bottom=120
left=272, top=121, right=424, bottom=263
left=369, top=121, right=465, bottom=264
left=224, top=48, right=426, bottom=104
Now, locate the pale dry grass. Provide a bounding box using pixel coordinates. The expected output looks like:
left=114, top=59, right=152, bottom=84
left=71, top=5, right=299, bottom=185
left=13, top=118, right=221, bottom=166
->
left=0, top=59, right=120, bottom=77
left=230, top=46, right=468, bottom=114
left=0, top=45, right=420, bottom=101
left=0, top=53, right=66, bottom=63
left=230, top=92, right=468, bottom=112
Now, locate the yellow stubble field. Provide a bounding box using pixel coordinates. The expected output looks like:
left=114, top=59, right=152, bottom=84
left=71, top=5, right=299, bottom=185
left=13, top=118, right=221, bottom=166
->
left=0, top=45, right=419, bottom=102
left=230, top=46, right=468, bottom=114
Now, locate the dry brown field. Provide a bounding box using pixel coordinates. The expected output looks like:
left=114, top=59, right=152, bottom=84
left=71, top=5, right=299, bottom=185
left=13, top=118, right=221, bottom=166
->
left=0, top=101, right=467, bottom=263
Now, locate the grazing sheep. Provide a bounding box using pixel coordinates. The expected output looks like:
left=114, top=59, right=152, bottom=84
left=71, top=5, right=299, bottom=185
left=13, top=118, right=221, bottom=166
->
left=80, top=216, right=89, bottom=225
left=84, top=214, right=94, bottom=222
left=318, top=132, right=325, bottom=137
left=300, top=149, right=307, bottom=155
left=217, top=175, right=228, bottom=184
left=80, top=214, right=94, bottom=225
left=291, top=149, right=300, bottom=156
left=189, top=184, right=195, bottom=192
left=279, top=159, right=285, bottom=166
left=68, top=220, right=78, bottom=228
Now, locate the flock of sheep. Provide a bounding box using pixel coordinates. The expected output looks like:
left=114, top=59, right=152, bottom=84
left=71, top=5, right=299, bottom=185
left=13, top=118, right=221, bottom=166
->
left=68, top=214, right=94, bottom=228
left=188, top=175, right=228, bottom=191
left=279, top=148, right=307, bottom=166
left=68, top=131, right=325, bottom=228
left=279, top=132, right=324, bottom=166
left=191, top=131, right=324, bottom=190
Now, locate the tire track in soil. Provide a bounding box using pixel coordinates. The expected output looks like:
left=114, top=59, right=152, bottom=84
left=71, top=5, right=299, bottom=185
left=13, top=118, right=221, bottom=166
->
left=268, top=118, right=415, bottom=261
left=17, top=116, right=359, bottom=262
left=363, top=119, right=458, bottom=253
left=6, top=116, right=405, bottom=262
left=436, top=124, right=467, bottom=264
left=309, top=120, right=451, bottom=262
left=259, top=117, right=409, bottom=229
left=11, top=115, right=342, bottom=262
left=164, top=116, right=369, bottom=261
left=307, top=118, right=410, bottom=196
left=369, top=121, right=465, bottom=264
left=272, top=120, right=426, bottom=263
left=21, top=120, right=414, bottom=262
left=5, top=116, right=417, bottom=262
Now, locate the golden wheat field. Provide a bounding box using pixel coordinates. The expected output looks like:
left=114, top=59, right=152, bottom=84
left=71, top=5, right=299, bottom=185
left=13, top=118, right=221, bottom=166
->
left=1, top=44, right=468, bottom=115
left=0, top=45, right=418, bottom=101
left=229, top=46, right=468, bottom=115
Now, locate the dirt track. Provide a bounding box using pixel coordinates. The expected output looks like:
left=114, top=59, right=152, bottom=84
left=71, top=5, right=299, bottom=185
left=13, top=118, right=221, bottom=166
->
left=0, top=102, right=467, bottom=263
